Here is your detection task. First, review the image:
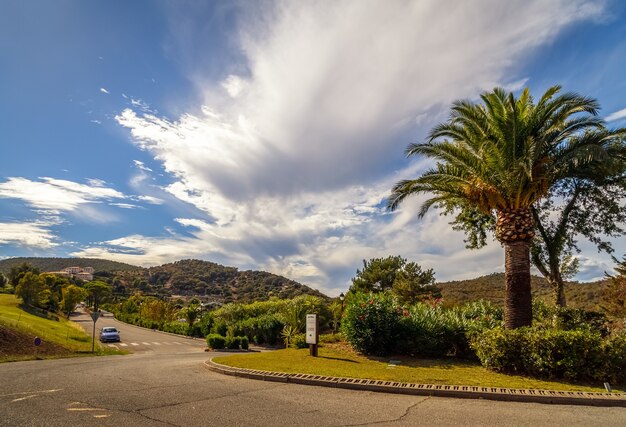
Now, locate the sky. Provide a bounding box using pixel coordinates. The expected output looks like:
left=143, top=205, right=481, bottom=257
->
left=1, top=0, right=625, bottom=296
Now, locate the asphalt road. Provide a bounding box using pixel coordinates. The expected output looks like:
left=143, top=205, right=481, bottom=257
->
left=72, top=310, right=206, bottom=354
left=1, top=319, right=625, bottom=426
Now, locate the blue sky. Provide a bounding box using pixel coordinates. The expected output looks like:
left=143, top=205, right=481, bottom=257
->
left=1, top=0, right=625, bottom=296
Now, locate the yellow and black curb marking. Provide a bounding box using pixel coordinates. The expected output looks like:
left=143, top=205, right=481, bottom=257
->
left=204, top=359, right=626, bottom=407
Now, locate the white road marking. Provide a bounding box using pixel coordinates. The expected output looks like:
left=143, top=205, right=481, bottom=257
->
left=12, top=395, right=37, bottom=402
left=94, top=415, right=110, bottom=418
left=173, top=342, right=182, bottom=345
left=107, top=344, right=118, bottom=349
left=131, top=343, right=139, bottom=346
left=142, top=342, right=151, bottom=346
left=152, top=342, right=161, bottom=345
left=162, top=342, right=172, bottom=345
left=1, top=389, right=62, bottom=398
left=67, top=408, right=105, bottom=412
left=119, top=343, right=128, bottom=347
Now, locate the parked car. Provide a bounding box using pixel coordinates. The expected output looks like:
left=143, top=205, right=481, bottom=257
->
left=99, top=327, right=121, bottom=343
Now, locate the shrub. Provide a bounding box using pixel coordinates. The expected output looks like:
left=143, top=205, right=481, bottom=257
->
left=240, top=336, right=249, bottom=350
left=206, top=333, right=226, bottom=349
left=341, top=292, right=401, bottom=356
left=225, top=336, right=241, bottom=349
left=290, top=333, right=307, bottom=349
left=471, top=327, right=607, bottom=381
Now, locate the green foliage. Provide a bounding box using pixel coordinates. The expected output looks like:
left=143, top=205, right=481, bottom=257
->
left=0, top=257, right=140, bottom=276
left=207, top=333, right=226, bottom=349
left=350, top=256, right=439, bottom=305
left=341, top=292, right=401, bottom=356
left=290, top=333, right=307, bottom=349
left=471, top=327, right=617, bottom=381
left=601, top=258, right=626, bottom=319
left=225, top=336, right=241, bottom=349
left=15, top=272, right=47, bottom=308
left=279, top=294, right=327, bottom=333
left=84, top=281, right=112, bottom=311
left=61, top=285, right=88, bottom=316
left=9, top=263, right=40, bottom=289
left=240, top=336, right=249, bottom=350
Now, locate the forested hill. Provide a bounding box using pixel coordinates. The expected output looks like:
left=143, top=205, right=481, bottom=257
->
left=136, top=259, right=328, bottom=302
left=438, top=272, right=608, bottom=312
left=0, top=257, right=142, bottom=274
left=0, top=257, right=327, bottom=303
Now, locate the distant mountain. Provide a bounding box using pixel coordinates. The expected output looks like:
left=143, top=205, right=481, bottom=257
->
left=0, top=257, right=142, bottom=274
left=438, top=272, right=608, bottom=312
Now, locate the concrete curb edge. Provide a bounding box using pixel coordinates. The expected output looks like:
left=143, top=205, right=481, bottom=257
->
left=203, top=359, right=626, bottom=407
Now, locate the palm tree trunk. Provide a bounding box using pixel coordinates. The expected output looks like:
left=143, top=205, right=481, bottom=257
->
left=503, top=240, right=533, bottom=329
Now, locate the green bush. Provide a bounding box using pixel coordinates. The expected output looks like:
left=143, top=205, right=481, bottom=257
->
left=290, top=333, right=307, bottom=349
left=240, top=336, right=249, bottom=350
left=471, top=327, right=608, bottom=381
left=206, top=333, right=226, bottom=349
left=225, top=336, right=241, bottom=349
left=341, top=292, right=401, bottom=356
left=602, top=333, right=626, bottom=384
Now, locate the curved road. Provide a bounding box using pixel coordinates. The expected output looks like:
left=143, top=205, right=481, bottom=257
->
left=1, top=317, right=625, bottom=426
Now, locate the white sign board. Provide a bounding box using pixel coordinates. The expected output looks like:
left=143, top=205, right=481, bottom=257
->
left=306, top=314, right=318, bottom=345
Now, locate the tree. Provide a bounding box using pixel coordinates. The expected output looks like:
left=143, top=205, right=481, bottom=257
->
left=601, top=255, right=626, bottom=319
left=351, top=256, right=405, bottom=293
left=389, top=85, right=621, bottom=328
left=84, top=281, right=112, bottom=312
left=531, top=160, right=625, bottom=307
left=183, top=303, right=200, bottom=327
left=61, top=285, right=88, bottom=317
left=392, top=262, right=439, bottom=305
left=9, top=263, right=40, bottom=289
left=350, top=255, right=439, bottom=304
left=0, top=272, right=6, bottom=290
left=15, top=272, right=47, bottom=308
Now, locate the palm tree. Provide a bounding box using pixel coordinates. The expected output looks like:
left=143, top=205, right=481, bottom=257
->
left=388, top=85, right=620, bottom=328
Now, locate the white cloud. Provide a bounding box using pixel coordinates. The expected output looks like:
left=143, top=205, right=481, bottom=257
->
left=0, top=177, right=126, bottom=213
left=605, top=107, right=626, bottom=122
left=0, top=221, right=58, bottom=249
left=100, top=87, right=110, bottom=94
left=133, top=160, right=153, bottom=172
left=107, top=0, right=608, bottom=294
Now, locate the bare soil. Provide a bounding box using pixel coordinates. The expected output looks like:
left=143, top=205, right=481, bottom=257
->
left=0, top=325, right=71, bottom=359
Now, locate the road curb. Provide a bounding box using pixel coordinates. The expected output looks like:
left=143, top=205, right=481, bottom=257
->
left=204, top=359, right=626, bottom=407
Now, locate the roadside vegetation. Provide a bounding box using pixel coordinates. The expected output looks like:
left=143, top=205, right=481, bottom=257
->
left=0, top=294, right=122, bottom=362
left=214, top=345, right=623, bottom=393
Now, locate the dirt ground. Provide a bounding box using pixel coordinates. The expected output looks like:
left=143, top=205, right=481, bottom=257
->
left=0, top=325, right=71, bottom=359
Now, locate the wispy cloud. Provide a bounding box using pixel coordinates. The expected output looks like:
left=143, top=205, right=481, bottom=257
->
left=107, top=0, right=606, bottom=293
left=605, top=107, right=626, bottom=122
left=0, top=221, right=59, bottom=249
left=100, top=87, right=110, bottom=94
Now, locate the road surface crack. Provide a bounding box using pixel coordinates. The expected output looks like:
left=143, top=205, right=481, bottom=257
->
left=341, top=397, right=430, bottom=426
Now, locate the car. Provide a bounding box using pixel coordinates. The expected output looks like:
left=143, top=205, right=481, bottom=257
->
left=99, top=327, right=121, bottom=343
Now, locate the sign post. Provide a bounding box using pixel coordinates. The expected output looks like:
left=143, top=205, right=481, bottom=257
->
left=34, top=336, right=41, bottom=359
left=306, top=314, right=319, bottom=357
left=90, top=311, right=101, bottom=353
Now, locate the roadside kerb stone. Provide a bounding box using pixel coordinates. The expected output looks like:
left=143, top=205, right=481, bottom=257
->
left=204, top=359, right=626, bottom=407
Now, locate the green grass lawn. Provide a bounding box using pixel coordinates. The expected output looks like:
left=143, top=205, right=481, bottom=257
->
left=214, top=344, right=623, bottom=393
left=0, top=294, right=125, bottom=361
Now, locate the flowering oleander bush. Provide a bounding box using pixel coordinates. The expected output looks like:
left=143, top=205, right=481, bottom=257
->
left=341, top=292, right=401, bottom=356
left=341, top=292, right=503, bottom=357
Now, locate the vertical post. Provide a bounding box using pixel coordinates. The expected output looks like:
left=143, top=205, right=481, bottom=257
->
left=306, top=314, right=319, bottom=357
left=92, top=319, right=96, bottom=353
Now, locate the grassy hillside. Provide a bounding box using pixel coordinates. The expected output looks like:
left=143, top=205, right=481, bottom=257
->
left=0, top=257, right=142, bottom=274
left=0, top=294, right=121, bottom=362
left=439, top=273, right=608, bottom=311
